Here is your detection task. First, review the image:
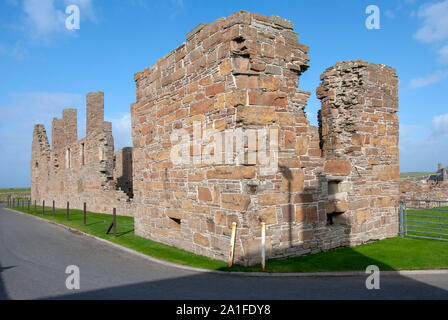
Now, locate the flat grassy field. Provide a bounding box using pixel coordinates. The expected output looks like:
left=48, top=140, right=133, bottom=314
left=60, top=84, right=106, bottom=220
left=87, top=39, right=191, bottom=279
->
left=0, top=188, right=30, bottom=203
left=400, top=172, right=434, bottom=179
left=6, top=204, right=448, bottom=273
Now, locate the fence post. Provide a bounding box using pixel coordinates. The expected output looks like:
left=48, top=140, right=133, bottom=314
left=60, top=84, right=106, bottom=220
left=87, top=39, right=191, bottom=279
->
left=261, top=222, right=266, bottom=272
left=28, top=199, right=30, bottom=211
left=113, top=208, right=116, bottom=237
left=42, top=200, right=45, bottom=216
left=53, top=201, right=55, bottom=217
left=83, top=203, right=86, bottom=225
left=66, top=201, right=70, bottom=221
left=34, top=200, right=36, bottom=213
left=399, top=200, right=404, bottom=238
left=22, top=199, right=24, bottom=209
left=228, top=222, right=237, bottom=268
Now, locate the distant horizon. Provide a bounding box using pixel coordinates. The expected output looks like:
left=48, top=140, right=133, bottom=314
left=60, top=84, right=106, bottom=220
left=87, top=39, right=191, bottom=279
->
left=1, top=0, right=447, bottom=187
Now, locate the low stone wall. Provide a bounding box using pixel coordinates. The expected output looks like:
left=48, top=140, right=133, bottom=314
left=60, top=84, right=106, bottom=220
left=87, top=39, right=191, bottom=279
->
left=400, top=179, right=448, bottom=201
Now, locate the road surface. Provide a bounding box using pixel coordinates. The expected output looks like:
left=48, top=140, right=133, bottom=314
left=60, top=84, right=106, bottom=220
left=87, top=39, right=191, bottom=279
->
left=1, top=205, right=447, bottom=300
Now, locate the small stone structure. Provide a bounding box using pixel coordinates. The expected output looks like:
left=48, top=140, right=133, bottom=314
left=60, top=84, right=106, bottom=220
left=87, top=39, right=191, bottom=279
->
left=131, top=11, right=400, bottom=265
left=31, top=92, right=133, bottom=216
left=400, top=163, right=448, bottom=201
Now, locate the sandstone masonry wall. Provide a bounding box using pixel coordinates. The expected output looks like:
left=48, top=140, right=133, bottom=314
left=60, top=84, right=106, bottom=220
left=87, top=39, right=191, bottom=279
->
left=317, top=60, right=400, bottom=245
left=131, top=11, right=400, bottom=265
left=31, top=92, right=133, bottom=216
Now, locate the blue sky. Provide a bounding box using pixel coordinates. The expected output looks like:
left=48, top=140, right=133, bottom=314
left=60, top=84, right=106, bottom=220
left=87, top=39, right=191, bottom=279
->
left=0, top=0, right=447, bottom=187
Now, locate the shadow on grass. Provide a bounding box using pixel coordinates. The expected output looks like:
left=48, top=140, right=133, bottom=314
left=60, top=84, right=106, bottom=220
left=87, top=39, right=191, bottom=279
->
left=2, top=204, right=448, bottom=300
left=5, top=204, right=448, bottom=273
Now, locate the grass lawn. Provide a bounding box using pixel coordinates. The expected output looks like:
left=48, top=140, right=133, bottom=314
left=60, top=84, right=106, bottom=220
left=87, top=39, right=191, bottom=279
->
left=0, top=188, right=31, bottom=203
left=400, top=172, right=433, bottom=179
left=5, top=204, right=448, bottom=273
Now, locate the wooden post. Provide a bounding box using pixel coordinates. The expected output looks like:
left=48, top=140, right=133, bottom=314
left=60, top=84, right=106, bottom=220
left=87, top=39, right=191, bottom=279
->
left=261, top=222, right=266, bottom=272
left=113, top=208, right=117, bottom=237
left=28, top=199, right=30, bottom=211
left=34, top=200, right=36, bottom=213
left=228, top=222, right=237, bottom=268
left=52, top=201, right=55, bottom=217
left=22, top=199, right=24, bottom=209
left=83, top=203, right=86, bottom=225
left=66, top=201, right=69, bottom=221
left=42, top=200, right=45, bottom=216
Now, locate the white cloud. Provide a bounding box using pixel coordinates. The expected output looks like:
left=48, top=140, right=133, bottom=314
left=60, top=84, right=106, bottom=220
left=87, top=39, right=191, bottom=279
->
left=19, top=0, right=94, bottom=39
left=438, top=44, right=448, bottom=64
left=409, top=69, right=448, bottom=88
left=400, top=120, right=448, bottom=172
left=414, top=0, right=448, bottom=43
left=414, top=0, right=448, bottom=64
left=0, top=92, right=83, bottom=187
left=431, top=113, right=448, bottom=137
left=106, top=113, right=132, bottom=150
left=22, top=0, right=66, bottom=37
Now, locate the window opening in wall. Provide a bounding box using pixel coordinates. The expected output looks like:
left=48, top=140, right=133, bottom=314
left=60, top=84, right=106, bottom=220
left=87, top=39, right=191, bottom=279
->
left=327, top=179, right=346, bottom=225
left=169, top=217, right=181, bottom=229
left=81, top=143, right=85, bottom=166
left=66, top=148, right=71, bottom=169
left=99, top=146, right=105, bottom=162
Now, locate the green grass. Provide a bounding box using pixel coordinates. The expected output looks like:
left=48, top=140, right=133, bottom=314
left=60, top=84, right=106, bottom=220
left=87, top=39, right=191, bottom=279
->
left=0, top=187, right=30, bottom=194
left=400, top=172, right=434, bottom=179
left=5, top=205, right=448, bottom=273
left=0, top=188, right=31, bottom=203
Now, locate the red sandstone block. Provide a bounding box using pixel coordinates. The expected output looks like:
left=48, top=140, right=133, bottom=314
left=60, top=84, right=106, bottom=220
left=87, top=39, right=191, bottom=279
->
left=205, top=82, right=226, bottom=96
left=324, top=160, right=351, bottom=176
left=198, top=187, right=212, bottom=202
left=221, top=193, right=251, bottom=211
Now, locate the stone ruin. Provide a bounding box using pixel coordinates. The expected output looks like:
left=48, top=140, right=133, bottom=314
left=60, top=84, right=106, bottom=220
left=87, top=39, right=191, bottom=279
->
left=130, top=11, right=400, bottom=265
left=32, top=11, right=404, bottom=266
left=400, top=163, right=448, bottom=201
left=31, top=92, right=133, bottom=216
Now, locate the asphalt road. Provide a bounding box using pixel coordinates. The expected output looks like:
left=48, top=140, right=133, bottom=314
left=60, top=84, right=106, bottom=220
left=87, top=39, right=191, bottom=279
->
left=1, top=205, right=448, bottom=300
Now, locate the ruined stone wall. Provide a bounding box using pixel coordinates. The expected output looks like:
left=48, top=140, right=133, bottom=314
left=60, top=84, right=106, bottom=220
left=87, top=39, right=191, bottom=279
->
left=113, top=147, right=133, bottom=198
left=400, top=179, right=448, bottom=201
left=131, top=11, right=400, bottom=265
left=317, top=60, right=400, bottom=244
left=31, top=92, right=133, bottom=216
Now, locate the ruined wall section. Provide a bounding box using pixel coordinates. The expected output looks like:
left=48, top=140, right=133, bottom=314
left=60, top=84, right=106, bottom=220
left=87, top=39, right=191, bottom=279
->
left=317, top=60, right=400, bottom=245
left=31, top=92, right=133, bottom=216
left=113, top=147, right=133, bottom=198
left=400, top=179, right=448, bottom=201
left=132, top=11, right=329, bottom=265
left=31, top=125, right=51, bottom=202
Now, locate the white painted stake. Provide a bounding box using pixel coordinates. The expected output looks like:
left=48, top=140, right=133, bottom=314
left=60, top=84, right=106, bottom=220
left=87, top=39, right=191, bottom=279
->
left=228, top=222, right=237, bottom=268
left=261, top=222, right=266, bottom=272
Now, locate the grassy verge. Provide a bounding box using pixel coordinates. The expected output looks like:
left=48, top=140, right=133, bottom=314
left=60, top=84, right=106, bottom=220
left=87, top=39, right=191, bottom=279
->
left=0, top=187, right=31, bottom=203
left=400, top=172, right=433, bottom=179
left=5, top=205, right=448, bottom=273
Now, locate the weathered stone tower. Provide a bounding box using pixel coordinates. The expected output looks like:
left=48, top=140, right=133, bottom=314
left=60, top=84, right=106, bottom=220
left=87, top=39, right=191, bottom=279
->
left=31, top=92, right=134, bottom=216
left=317, top=60, right=400, bottom=245
left=131, top=11, right=400, bottom=265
